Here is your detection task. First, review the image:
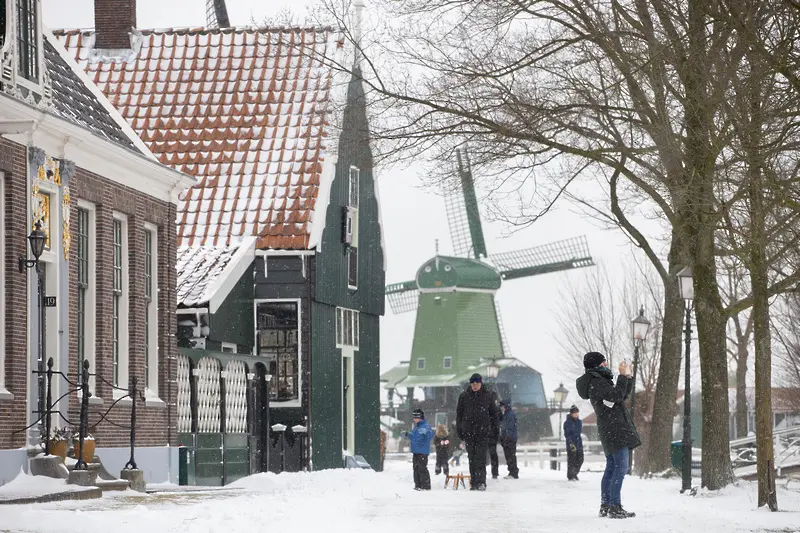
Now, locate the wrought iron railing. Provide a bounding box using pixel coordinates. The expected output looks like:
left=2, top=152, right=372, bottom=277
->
left=13, top=357, right=144, bottom=471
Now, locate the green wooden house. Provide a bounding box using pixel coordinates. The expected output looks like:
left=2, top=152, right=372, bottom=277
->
left=61, top=22, right=384, bottom=483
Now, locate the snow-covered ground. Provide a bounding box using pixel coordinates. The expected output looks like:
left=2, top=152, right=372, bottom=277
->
left=0, top=458, right=798, bottom=533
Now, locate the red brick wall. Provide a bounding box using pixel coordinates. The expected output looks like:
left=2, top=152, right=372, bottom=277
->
left=0, top=138, right=178, bottom=450
left=94, top=0, right=137, bottom=50
left=0, top=140, right=32, bottom=450
left=67, top=166, right=177, bottom=448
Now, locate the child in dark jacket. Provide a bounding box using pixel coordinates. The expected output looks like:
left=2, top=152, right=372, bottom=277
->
left=434, top=424, right=451, bottom=476
left=402, top=408, right=434, bottom=490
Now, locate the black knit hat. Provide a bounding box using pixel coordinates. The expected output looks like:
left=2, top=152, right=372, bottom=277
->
left=412, top=408, right=424, bottom=419
left=569, top=405, right=579, bottom=414
left=469, top=373, right=483, bottom=383
left=583, top=351, right=606, bottom=369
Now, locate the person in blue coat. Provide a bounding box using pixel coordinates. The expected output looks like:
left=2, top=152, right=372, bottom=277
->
left=402, top=408, right=434, bottom=490
left=499, top=400, right=519, bottom=479
left=564, top=405, right=584, bottom=481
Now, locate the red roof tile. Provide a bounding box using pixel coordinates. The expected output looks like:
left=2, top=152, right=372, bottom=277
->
left=57, top=26, right=342, bottom=249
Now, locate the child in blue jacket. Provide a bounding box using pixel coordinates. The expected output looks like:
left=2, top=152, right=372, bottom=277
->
left=402, top=408, right=434, bottom=490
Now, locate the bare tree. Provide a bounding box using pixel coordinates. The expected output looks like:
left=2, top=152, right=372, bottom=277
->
left=299, top=0, right=800, bottom=489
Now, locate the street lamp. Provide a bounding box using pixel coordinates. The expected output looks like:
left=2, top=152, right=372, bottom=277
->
left=628, top=306, right=650, bottom=474
left=677, top=265, right=694, bottom=493
left=553, top=383, right=569, bottom=440
left=19, top=221, right=47, bottom=449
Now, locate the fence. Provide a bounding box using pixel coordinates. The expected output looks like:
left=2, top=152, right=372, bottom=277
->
left=13, top=358, right=144, bottom=471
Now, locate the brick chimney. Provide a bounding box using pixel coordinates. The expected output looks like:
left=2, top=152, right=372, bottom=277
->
left=94, top=0, right=136, bottom=49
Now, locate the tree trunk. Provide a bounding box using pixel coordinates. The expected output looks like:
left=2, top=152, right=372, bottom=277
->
left=646, top=261, right=685, bottom=473
left=735, top=342, right=749, bottom=438
left=685, top=0, right=733, bottom=491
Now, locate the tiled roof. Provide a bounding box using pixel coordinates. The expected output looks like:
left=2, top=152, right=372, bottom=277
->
left=44, top=35, right=137, bottom=151
left=176, top=245, right=238, bottom=306
left=56, top=27, right=344, bottom=249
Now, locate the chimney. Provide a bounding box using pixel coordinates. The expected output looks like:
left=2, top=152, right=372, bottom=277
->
left=94, top=0, right=137, bottom=50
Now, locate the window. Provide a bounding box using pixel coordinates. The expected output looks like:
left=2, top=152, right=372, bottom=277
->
left=347, top=247, right=358, bottom=289
left=76, top=203, right=96, bottom=394
left=336, top=308, right=359, bottom=348
left=443, top=356, right=452, bottom=369
left=76, top=208, right=88, bottom=383
left=220, top=342, right=237, bottom=354
left=256, top=301, right=299, bottom=403
left=0, top=174, right=8, bottom=399
left=348, top=166, right=359, bottom=208
left=111, top=215, right=129, bottom=392
left=346, top=166, right=359, bottom=290
left=417, top=358, right=426, bottom=370
left=144, top=225, right=158, bottom=396
left=16, top=0, right=39, bottom=82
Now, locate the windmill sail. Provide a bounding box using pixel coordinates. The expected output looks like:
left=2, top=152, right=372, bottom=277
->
left=385, top=280, right=419, bottom=314
left=490, top=236, right=594, bottom=280
left=206, top=0, right=231, bottom=28
left=444, top=149, right=489, bottom=259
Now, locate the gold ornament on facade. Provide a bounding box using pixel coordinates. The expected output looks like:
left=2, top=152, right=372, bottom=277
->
left=62, top=186, right=71, bottom=259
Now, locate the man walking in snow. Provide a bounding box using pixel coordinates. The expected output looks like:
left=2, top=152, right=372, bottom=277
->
left=576, top=352, right=640, bottom=519
left=564, top=405, right=584, bottom=481
left=499, top=400, right=519, bottom=479
left=402, top=408, right=434, bottom=490
left=456, top=373, right=499, bottom=491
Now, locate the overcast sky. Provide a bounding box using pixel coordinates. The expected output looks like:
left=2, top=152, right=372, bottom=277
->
left=43, top=0, right=665, bottom=400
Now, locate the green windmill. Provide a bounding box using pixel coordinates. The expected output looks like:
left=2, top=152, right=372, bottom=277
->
left=385, top=149, right=595, bottom=387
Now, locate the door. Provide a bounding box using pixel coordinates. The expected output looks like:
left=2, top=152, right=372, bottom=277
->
left=342, top=351, right=355, bottom=457
left=250, top=363, right=270, bottom=473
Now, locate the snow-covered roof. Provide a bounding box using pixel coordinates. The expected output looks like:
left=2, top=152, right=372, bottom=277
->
left=56, top=26, right=344, bottom=249
left=177, top=237, right=256, bottom=310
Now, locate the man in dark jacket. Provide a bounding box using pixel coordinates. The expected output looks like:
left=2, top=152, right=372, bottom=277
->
left=564, top=405, right=584, bottom=481
left=499, top=400, right=519, bottom=479
left=576, top=352, right=640, bottom=519
left=488, top=390, right=501, bottom=479
left=456, top=373, right=499, bottom=491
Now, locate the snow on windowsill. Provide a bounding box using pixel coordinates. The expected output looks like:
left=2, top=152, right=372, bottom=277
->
left=144, top=390, right=165, bottom=408
left=0, top=387, right=13, bottom=401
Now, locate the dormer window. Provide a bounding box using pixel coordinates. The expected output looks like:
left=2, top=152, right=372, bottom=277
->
left=16, top=0, right=39, bottom=82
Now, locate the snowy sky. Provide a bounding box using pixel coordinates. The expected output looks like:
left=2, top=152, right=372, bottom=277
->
left=42, top=0, right=659, bottom=399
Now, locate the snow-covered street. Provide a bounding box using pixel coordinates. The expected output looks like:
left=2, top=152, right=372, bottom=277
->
left=1, top=459, right=799, bottom=533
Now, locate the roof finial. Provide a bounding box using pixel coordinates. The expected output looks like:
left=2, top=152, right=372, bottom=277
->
left=353, top=0, right=366, bottom=67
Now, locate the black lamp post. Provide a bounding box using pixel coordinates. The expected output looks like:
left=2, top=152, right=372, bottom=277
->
left=553, top=383, right=569, bottom=440
left=19, top=221, right=47, bottom=442
left=677, top=265, right=694, bottom=493
left=628, top=306, right=650, bottom=474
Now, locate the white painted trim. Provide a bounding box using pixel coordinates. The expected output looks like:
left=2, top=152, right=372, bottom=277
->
left=253, top=298, right=302, bottom=409
left=111, top=212, right=129, bottom=396
left=176, top=307, right=209, bottom=315
left=220, top=342, right=237, bottom=354
left=43, top=30, right=158, bottom=162
left=16, top=0, right=45, bottom=89
left=254, top=249, right=315, bottom=257
left=335, top=307, right=360, bottom=349
left=418, top=287, right=499, bottom=295
left=307, top=152, right=337, bottom=252
left=206, top=236, right=256, bottom=314
left=0, top=96, right=196, bottom=201
left=144, top=222, right=159, bottom=397
left=0, top=172, right=9, bottom=400
left=373, top=173, right=388, bottom=271
left=76, top=200, right=97, bottom=395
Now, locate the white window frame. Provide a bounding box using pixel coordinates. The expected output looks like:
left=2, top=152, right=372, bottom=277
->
left=15, top=0, right=44, bottom=91
left=111, top=212, right=130, bottom=399
left=220, top=342, right=237, bottom=354
left=0, top=173, right=9, bottom=400
left=143, top=222, right=161, bottom=403
left=348, top=166, right=359, bottom=208
left=347, top=166, right=359, bottom=291
left=443, top=356, right=452, bottom=370
left=76, top=200, right=98, bottom=400
left=341, top=351, right=355, bottom=458
left=335, top=307, right=359, bottom=348
left=253, top=298, right=301, bottom=409
left=417, top=358, right=426, bottom=370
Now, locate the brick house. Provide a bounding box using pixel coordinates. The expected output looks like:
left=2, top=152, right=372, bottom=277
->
left=0, top=1, right=193, bottom=485
left=57, top=0, right=387, bottom=482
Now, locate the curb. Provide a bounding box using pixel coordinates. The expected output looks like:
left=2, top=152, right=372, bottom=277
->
left=0, top=487, right=102, bottom=505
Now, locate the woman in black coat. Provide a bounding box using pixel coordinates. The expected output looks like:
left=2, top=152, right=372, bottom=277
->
left=576, top=352, right=640, bottom=519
